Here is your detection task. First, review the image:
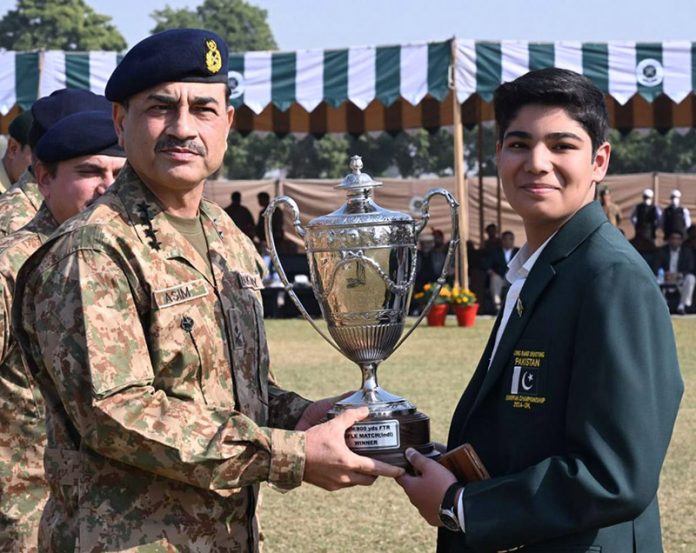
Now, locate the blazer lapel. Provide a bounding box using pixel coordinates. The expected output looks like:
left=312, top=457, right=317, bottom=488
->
left=448, top=310, right=503, bottom=445
left=460, top=201, right=609, bottom=428
left=462, top=264, right=556, bottom=429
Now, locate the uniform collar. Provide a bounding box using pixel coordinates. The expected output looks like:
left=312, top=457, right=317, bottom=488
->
left=113, top=163, right=226, bottom=286
left=23, top=202, right=59, bottom=240
left=11, top=168, right=43, bottom=211
left=0, top=160, right=11, bottom=193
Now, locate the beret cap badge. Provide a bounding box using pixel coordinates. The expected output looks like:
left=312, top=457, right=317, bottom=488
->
left=205, top=39, right=222, bottom=74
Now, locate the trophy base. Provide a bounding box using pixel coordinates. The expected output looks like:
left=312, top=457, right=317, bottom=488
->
left=334, top=410, right=439, bottom=469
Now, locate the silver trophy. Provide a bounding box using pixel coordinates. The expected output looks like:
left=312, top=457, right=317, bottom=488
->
left=265, top=156, right=459, bottom=467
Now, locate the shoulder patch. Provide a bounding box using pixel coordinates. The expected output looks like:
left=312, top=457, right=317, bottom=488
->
left=153, top=279, right=209, bottom=309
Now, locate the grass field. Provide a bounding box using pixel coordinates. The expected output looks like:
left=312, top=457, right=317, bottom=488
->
left=259, top=317, right=695, bottom=552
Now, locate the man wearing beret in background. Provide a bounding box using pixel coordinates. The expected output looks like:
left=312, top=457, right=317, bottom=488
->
left=0, top=109, right=125, bottom=552
left=12, top=28, right=401, bottom=552
left=0, top=111, right=33, bottom=194
left=0, top=90, right=112, bottom=237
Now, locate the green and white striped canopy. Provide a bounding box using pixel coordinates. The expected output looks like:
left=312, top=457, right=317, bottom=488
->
left=2, top=39, right=696, bottom=133
left=0, top=41, right=451, bottom=114
left=456, top=40, right=696, bottom=104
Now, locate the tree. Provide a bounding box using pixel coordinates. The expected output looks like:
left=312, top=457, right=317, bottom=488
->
left=0, top=0, right=126, bottom=51
left=150, top=0, right=277, bottom=52
left=608, top=129, right=696, bottom=174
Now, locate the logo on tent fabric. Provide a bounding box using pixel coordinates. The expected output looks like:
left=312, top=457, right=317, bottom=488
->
left=228, top=71, right=245, bottom=99
left=408, top=195, right=424, bottom=215
left=636, top=58, right=664, bottom=87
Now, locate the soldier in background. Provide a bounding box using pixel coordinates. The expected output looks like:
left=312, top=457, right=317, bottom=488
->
left=12, top=29, right=400, bottom=552
left=660, top=189, right=691, bottom=240
left=0, top=111, right=33, bottom=193
left=0, top=109, right=124, bottom=551
left=0, top=90, right=111, bottom=237
left=599, top=185, right=621, bottom=227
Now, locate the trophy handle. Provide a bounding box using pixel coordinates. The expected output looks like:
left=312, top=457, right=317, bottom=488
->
left=391, top=187, right=460, bottom=354
left=264, top=196, right=345, bottom=356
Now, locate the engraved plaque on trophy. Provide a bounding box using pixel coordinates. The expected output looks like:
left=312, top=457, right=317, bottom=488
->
left=265, top=156, right=459, bottom=468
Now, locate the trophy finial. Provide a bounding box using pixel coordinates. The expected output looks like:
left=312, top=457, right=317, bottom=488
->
left=338, top=155, right=382, bottom=191
left=350, top=155, right=363, bottom=174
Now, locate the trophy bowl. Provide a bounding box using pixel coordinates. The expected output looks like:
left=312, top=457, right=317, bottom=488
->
left=265, top=156, right=459, bottom=468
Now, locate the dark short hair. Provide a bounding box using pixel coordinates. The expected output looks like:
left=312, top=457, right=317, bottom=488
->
left=501, top=230, right=514, bottom=239
left=257, top=192, right=270, bottom=202
left=494, top=68, right=609, bottom=155
left=231, top=191, right=241, bottom=201
left=37, top=160, right=59, bottom=178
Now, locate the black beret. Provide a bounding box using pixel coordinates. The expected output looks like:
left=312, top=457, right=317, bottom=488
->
left=105, top=28, right=229, bottom=103
left=29, top=89, right=112, bottom=148
left=8, top=111, right=33, bottom=145
left=35, top=111, right=125, bottom=164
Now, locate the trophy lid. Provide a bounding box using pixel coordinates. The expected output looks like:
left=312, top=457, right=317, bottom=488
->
left=306, top=155, right=413, bottom=229
left=336, top=155, right=383, bottom=192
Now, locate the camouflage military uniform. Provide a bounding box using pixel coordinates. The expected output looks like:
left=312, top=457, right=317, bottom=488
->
left=0, top=170, right=42, bottom=238
left=13, top=164, right=310, bottom=552
left=0, top=162, right=11, bottom=194
left=0, top=204, right=57, bottom=552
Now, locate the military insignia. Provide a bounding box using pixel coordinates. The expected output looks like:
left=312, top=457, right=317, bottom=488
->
left=516, top=297, right=524, bottom=317
left=205, top=39, right=222, bottom=74
left=137, top=202, right=162, bottom=250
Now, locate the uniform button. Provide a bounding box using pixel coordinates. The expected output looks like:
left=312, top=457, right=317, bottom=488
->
left=181, top=316, right=194, bottom=332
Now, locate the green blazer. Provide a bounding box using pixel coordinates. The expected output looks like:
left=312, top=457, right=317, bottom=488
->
left=438, top=201, right=683, bottom=553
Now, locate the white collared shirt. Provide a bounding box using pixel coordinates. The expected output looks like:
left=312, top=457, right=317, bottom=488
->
left=669, top=249, right=680, bottom=274
left=488, top=234, right=556, bottom=369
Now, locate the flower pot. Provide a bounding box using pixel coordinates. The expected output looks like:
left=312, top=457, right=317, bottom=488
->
left=427, top=303, right=449, bottom=326
left=455, top=304, right=479, bottom=327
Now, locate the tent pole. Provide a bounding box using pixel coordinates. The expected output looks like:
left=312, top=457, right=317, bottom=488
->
left=451, top=42, right=468, bottom=290
left=478, top=122, right=484, bottom=245
left=497, top=175, right=502, bottom=231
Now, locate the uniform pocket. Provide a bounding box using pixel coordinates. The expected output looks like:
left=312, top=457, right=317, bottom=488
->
left=150, top=282, right=212, bottom=404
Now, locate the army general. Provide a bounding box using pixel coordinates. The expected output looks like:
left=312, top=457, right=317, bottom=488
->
left=13, top=29, right=401, bottom=552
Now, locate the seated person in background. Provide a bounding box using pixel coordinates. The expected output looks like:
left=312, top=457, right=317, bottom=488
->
left=484, top=230, right=519, bottom=312
left=656, top=230, right=696, bottom=314
left=630, top=232, right=659, bottom=271
left=684, top=224, right=696, bottom=252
